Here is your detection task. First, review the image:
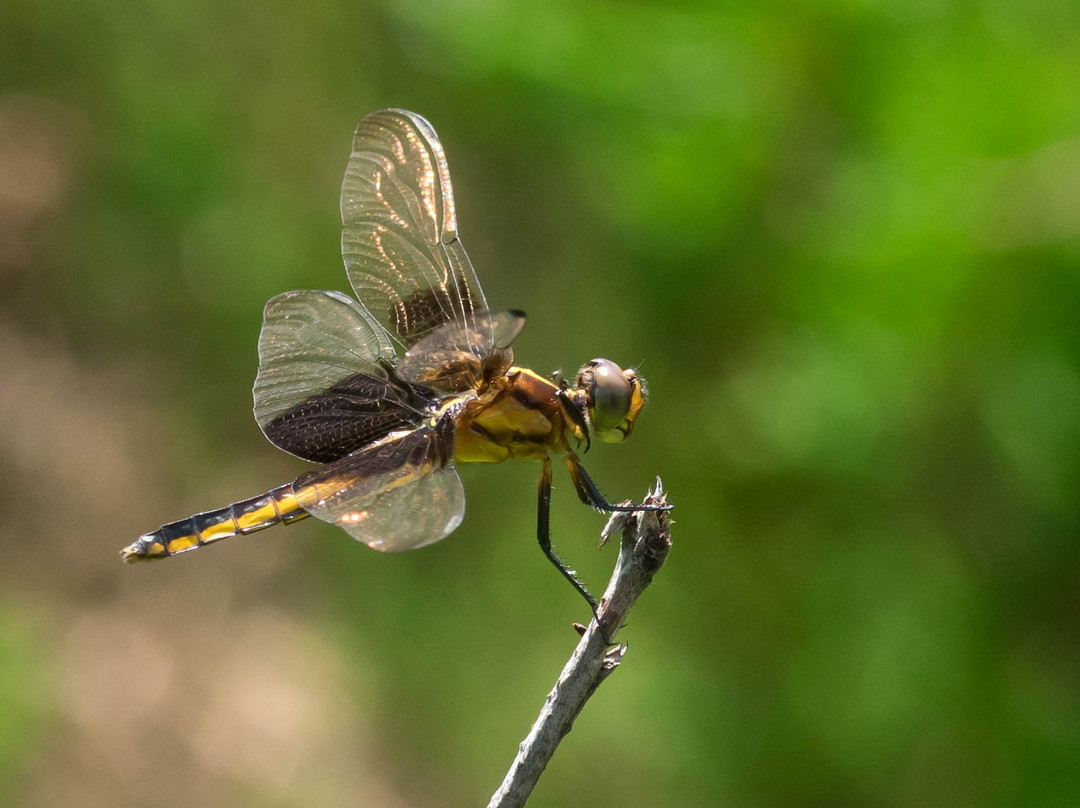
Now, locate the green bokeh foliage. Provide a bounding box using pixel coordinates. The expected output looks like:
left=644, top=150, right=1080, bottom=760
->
left=2, top=0, right=1078, bottom=805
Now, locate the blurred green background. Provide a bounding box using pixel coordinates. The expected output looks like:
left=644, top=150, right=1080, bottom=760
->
left=2, top=1, right=1079, bottom=806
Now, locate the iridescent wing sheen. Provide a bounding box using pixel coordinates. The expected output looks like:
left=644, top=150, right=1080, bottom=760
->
left=341, top=109, right=491, bottom=391
left=292, top=413, right=464, bottom=552
left=253, top=290, right=433, bottom=463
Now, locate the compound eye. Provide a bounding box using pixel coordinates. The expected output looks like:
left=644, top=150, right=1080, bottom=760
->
left=579, top=358, right=632, bottom=432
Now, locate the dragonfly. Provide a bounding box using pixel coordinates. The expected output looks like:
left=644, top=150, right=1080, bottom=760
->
left=121, top=109, right=669, bottom=613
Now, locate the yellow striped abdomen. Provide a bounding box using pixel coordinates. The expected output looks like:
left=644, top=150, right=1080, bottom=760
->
left=121, top=483, right=309, bottom=562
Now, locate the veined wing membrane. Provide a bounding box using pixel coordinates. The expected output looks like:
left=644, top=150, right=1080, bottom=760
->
left=292, top=414, right=464, bottom=552
left=490, top=309, right=527, bottom=349
left=397, top=309, right=527, bottom=389
left=341, top=109, right=491, bottom=391
left=255, top=290, right=433, bottom=463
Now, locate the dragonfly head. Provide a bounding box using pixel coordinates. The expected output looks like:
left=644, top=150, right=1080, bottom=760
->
left=576, top=359, right=647, bottom=444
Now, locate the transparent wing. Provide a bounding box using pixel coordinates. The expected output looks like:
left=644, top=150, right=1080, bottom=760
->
left=254, top=290, right=421, bottom=461
left=341, top=109, right=491, bottom=390
left=292, top=414, right=464, bottom=552
left=397, top=309, right=526, bottom=389
left=491, top=309, right=527, bottom=350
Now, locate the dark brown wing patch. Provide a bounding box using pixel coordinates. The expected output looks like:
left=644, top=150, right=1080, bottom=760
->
left=262, top=370, right=440, bottom=463
left=390, top=288, right=459, bottom=344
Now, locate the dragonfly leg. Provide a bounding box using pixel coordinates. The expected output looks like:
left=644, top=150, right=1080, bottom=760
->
left=537, top=455, right=599, bottom=614
left=556, top=388, right=591, bottom=453
left=566, top=453, right=674, bottom=513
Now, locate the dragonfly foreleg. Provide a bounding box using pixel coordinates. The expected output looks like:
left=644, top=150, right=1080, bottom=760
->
left=556, top=388, right=591, bottom=453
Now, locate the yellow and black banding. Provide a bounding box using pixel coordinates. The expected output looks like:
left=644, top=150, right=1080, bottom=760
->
left=121, top=484, right=308, bottom=562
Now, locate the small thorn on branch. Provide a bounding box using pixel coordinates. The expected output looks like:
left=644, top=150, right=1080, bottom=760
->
left=487, top=481, right=673, bottom=808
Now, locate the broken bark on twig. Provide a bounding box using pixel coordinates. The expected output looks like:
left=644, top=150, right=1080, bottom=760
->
left=487, top=480, right=673, bottom=808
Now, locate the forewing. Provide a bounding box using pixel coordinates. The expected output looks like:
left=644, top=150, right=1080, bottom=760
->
left=254, top=290, right=417, bottom=461
left=292, top=414, right=464, bottom=552
left=341, top=109, right=492, bottom=389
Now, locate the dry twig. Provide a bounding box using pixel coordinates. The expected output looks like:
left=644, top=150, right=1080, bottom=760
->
left=487, top=480, right=673, bottom=808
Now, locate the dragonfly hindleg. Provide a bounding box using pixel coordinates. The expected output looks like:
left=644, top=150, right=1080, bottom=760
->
left=565, top=453, right=673, bottom=514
